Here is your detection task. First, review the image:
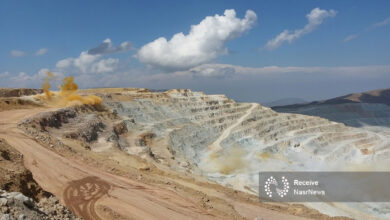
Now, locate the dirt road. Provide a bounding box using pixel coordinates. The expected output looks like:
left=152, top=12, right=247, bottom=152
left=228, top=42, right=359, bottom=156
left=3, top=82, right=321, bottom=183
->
left=209, top=103, right=258, bottom=153
left=0, top=108, right=222, bottom=219
left=0, top=108, right=310, bottom=220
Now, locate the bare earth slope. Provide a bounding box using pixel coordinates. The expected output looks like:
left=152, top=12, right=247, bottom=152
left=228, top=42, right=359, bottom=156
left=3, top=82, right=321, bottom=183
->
left=0, top=107, right=327, bottom=220
left=0, top=138, right=49, bottom=201
left=0, top=108, right=223, bottom=220
left=85, top=88, right=387, bottom=219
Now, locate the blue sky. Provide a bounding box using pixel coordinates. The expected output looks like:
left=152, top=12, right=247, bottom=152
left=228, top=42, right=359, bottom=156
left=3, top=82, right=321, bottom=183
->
left=1, top=0, right=390, bottom=103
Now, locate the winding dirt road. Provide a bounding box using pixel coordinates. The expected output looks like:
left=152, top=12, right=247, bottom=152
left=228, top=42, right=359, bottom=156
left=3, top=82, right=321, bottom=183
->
left=209, top=103, right=258, bottom=153
left=0, top=108, right=221, bottom=220
left=0, top=108, right=309, bottom=220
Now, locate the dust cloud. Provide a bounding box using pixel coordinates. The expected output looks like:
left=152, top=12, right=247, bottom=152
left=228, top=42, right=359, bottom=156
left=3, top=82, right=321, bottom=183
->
left=38, top=72, right=102, bottom=107
left=204, top=146, right=248, bottom=175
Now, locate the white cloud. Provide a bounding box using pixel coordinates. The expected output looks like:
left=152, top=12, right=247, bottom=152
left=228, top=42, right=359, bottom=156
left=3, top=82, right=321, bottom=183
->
left=120, top=63, right=390, bottom=86
left=10, top=50, right=26, bottom=57
left=183, top=63, right=390, bottom=77
left=137, top=9, right=257, bottom=70
left=344, top=16, right=390, bottom=43
left=35, top=48, right=48, bottom=56
left=265, top=8, right=336, bottom=50
left=0, top=71, right=42, bottom=88
left=372, top=17, right=390, bottom=28
left=56, top=51, right=120, bottom=74
left=54, top=38, right=132, bottom=75
left=344, top=34, right=358, bottom=42
left=0, top=68, right=66, bottom=88
left=88, top=38, right=133, bottom=55
left=10, top=48, right=48, bottom=57
left=90, top=58, right=120, bottom=73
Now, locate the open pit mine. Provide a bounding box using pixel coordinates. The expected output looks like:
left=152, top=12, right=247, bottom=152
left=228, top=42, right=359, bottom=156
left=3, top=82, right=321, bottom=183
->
left=0, top=82, right=389, bottom=220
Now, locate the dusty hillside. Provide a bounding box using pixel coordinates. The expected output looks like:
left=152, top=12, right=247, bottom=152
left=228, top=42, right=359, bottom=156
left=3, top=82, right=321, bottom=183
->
left=76, top=88, right=387, bottom=219
left=0, top=88, right=352, bottom=220
left=14, top=103, right=336, bottom=219
left=3, top=87, right=385, bottom=219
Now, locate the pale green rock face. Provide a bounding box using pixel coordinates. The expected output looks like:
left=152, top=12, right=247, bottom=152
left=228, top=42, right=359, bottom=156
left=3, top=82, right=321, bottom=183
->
left=97, top=90, right=390, bottom=220
left=26, top=89, right=389, bottom=220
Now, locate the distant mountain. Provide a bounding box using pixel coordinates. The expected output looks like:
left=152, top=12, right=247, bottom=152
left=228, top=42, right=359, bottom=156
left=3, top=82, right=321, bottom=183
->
left=274, top=88, right=390, bottom=108
left=149, top=89, right=169, bottom=92
left=273, top=88, right=390, bottom=127
left=263, top=97, right=307, bottom=107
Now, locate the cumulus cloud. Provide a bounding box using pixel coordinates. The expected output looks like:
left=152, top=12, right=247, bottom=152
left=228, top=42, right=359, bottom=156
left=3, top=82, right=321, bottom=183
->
left=372, top=17, right=390, bottom=28
left=88, top=38, right=133, bottom=55
left=90, top=58, right=120, bottom=73
left=10, top=50, right=26, bottom=57
left=35, top=48, right=48, bottom=56
left=188, top=64, right=236, bottom=79
left=54, top=38, right=132, bottom=75
left=137, top=9, right=257, bottom=70
left=56, top=51, right=120, bottom=74
left=265, top=8, right=336, bottom=50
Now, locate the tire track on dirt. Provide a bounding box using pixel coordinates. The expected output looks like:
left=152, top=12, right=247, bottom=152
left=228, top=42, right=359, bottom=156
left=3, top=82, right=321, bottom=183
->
left=63, top=176, right=110, bottom=220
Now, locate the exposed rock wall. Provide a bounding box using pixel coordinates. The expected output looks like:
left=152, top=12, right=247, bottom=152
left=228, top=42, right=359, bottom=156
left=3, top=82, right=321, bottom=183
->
left=0, top=139, right=50, bottom=201
left=0, top=139, right=81, bottom=219
left=101, top=89, right=390, bottom=219
left=0, top=189, right=81, bottom=220
left=0, top=89, right=43, bottom=98
left=18, top=89, right=390, bottom=219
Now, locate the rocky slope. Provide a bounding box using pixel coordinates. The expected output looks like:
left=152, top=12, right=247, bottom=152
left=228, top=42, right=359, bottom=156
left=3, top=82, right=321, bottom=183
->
left=0, top=189, right=81, bottom=220
left=0, top=138, right=81, bottom=220
left=18, top=88, right=389, bottom=219
left=0, top=139, right=49, bottom=201
left=0, top=88, right=42, bottom=112
left=0, top=89, right=43, bottom=98
left=9, top=107, right=330, bottom=220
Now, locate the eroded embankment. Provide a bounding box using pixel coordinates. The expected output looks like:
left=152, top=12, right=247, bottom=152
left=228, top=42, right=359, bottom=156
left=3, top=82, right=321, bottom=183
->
left=12, top=87, right=361, bottom=219
left=0, top=138, right=81, bottom=219
left=0, top=138, right=50, bottom=200
left=9, top=101, right=343, bottom=220
left=91, top=88, right=388, bottom=220
left=1, top=108, right=238, bottom=220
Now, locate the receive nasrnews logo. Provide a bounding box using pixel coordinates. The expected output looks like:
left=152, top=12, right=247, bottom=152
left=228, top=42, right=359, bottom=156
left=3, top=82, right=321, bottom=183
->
left=260, top=172, right=390, bottom=202
left=264, top=176, right=289, bottom=198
